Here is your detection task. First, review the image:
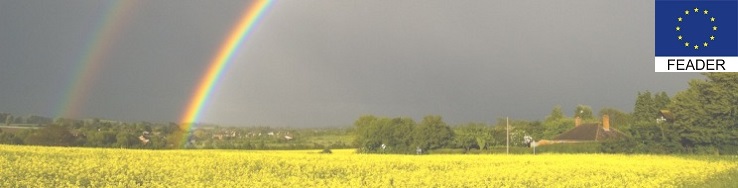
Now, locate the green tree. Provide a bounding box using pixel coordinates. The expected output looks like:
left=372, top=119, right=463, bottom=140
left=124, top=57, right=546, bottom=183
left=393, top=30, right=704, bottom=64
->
left=353, top=115, right=416, bottom=154
left=5, top=115, right=13, bottom=126
left=0, top=113, right=8, bottom=124
left=654, top=92, right=671, bottom=111
left=545, top=106, right=565, bottom=122
left=493, top=119, right=544, bottom=146
left=574, top=105, right=594, bottom=120
left=598, top=107, right=631, bottom=131
left=116, top=131, right=139, bottom=148
left=541, top=106, right=577, bottom=139
left=542, top=118, right=574, bottom=139
left=633, top=91, right=656, bottom=123
left=453, top=126, right=478, bottom=151
left=353, top=115, right=380, bottom=152
left=0, top=132, right=23, bottom=145
left=668, top=73, right=738, bottom=154
left=413, top=115, right=454, bottom=151
left=454, top=123, right=494, bottom=150
left=166, top=123, right=188, bottom=149
left=84, top=131, right=117, bottom=147
left=380, top=117, right=416, bottom=153
left=24, top=124, right=76, bottom=146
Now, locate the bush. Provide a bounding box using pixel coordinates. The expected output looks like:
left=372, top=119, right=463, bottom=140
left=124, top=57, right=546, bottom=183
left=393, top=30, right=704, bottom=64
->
left=320, top=148, right=332, bottom=154
left=535, top=142, right=602, bottom=153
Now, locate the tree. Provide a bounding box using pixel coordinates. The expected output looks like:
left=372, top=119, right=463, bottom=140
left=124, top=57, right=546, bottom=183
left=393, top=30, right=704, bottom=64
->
left=166, top=123, right=188, bottom=149
left=413, top=115, right=454, bottom=151
left=545, top=106, right=565, bottom=122
left=353, top=115, right=458, bottom=154
left=116, top=131, right=139, bottom=148
left=353, top=115, right=416, bottom=154
left=599, top=107, right=631, bottom=131
left=353, top=115, right=380, bottom=152
left=574, top=105, right=594, bottom=120
left=0, top=132, right=23, bottom=144
left=5, top=115, right=13, bottom=126
left=668, top=73, right=738, bottom=154
left=0, top=113, right=8, bottom=124
left=193, top=129, right=207, bottom=140
left=85, top=131, right=117, bottom=147
left=24, top=124, right=76, bottom=146
left=542, top=118, right=574, bottom=139
left=542, top=106, right=577, bottom=139
left=494, top=118, right=544, bottom=146
left=633, top=91, right=656, bottom=123
left=453, top=126, right=478, bottom=151
left=454, top=123, right=493, bottom=150
left=654, top=92, right=671, bottom=111
left=381, top=117, right=416, bottom=153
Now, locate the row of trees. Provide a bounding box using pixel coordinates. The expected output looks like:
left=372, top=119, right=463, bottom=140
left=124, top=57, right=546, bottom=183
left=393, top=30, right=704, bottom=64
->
left=1, top=113, right=54, bottom=125
left=0, top=122, right=179, bottom=148
left=0, top=119, right=355, bottom=150
left=354, top=115, right=453, bottom=154
left=606, top=73, right=738, bottom=154
left=355, top=74, right=738, bottom=155
left=353, top=106, right=601, bottom=154
left=3, top=74, right=736, bottom=154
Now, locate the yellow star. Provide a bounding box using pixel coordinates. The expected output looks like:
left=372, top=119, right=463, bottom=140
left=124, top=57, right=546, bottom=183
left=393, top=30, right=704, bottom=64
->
left=713, top=26, right=718, bottom=31
left=685, top=42, right=690, bottom=47
left=710, top=35, right=715, bottom=40
left=704, top=10, right=708, bottom=14
left=678, top=35, right=683, bottom=40
left=694, top=45, right=699, bottom=50
left=694, top=7, right=699, bottom=13
left=704, top=42, right=708, bottom=47
left=685, top=10, right=690, bottom=15
left=678, top=17, right=683, bottom=22
left=676, top=26, right=681, bottom=31
left=711, top=17, right=715, bottom=22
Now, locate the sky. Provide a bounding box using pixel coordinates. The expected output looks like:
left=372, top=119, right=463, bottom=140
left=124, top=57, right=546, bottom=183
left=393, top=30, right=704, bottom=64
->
left=0, top=0, right=700, bottom=127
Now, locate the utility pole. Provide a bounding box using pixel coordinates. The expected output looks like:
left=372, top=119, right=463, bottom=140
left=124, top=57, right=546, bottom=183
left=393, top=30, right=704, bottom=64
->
left=506, top=117, right=509, bottom=154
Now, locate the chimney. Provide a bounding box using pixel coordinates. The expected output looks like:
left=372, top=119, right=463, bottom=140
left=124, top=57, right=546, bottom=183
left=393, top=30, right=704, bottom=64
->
left=575, top=116, right=582, bottom=127
left=603, top=114, right=610, bottom=131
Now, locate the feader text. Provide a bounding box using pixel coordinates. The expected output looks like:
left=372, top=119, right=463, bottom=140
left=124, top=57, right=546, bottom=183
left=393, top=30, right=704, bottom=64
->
left=667, top=59, right=725, bottom=70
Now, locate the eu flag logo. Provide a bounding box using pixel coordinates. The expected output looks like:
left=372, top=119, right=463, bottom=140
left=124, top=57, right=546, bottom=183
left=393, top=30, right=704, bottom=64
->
left=656, top=0, right=737, bottom=56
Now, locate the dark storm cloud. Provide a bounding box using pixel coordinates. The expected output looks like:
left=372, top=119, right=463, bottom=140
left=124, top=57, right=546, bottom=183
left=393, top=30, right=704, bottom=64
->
left=1, top=0, right=699, bottom=127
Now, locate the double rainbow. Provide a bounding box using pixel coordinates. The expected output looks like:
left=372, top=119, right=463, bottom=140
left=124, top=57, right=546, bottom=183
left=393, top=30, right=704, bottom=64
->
left=179, top=0, right=275, bottom=144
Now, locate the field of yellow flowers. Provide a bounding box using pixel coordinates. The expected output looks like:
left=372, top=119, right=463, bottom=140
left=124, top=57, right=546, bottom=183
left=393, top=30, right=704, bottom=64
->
left=1, top=144, right=736, bottom=187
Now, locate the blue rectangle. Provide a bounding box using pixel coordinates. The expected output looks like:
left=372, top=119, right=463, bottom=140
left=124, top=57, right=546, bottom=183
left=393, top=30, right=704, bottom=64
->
left=655, top=0, right=738, bottom=56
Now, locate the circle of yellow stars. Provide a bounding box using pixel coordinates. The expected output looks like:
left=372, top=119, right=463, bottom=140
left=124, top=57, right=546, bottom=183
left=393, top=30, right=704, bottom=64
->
left=677, top=7, right=717, bottom=50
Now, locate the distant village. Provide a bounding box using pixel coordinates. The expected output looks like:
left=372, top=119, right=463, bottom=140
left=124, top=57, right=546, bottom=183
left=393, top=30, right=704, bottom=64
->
left=0, top=113, right=352, bottom=150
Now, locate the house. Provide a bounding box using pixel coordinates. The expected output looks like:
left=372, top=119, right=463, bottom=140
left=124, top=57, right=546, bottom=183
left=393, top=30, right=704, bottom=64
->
left=212, top=130, right=237, bottom=140
left=658, top=110, right=674, bottom=123
left=538, top=115, right=625, bottom=145
left=138, top=135, right=150, bottom=144
left=138, top=131, right=151, bottom=144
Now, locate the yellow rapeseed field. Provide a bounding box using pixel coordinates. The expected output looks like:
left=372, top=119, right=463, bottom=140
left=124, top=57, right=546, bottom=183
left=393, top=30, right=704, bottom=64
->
left=0, top=144, right=736, bottom=187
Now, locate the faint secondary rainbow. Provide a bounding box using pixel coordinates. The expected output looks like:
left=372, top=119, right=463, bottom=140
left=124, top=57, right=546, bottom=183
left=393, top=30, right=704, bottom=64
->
left=57, top=0, right=136, bottom=119
left=179, top=1, right=274, bottom=132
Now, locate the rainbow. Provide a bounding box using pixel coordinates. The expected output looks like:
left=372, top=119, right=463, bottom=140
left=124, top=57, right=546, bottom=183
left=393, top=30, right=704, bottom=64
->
left=179, top=0, right=274, bottom=144
left=57, top=1, right=136, bottom=119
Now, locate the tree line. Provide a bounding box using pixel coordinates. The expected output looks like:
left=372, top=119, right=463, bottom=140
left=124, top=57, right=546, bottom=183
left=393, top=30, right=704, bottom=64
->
left=352, top=104, right=607, bottom=154
left=355, top=73, right=738, bottom=155
left=2, top=73, right=737, bottom=154
left=0, top=119, right=353, bottom=150
left=604, top=73, right=738, bottom=154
